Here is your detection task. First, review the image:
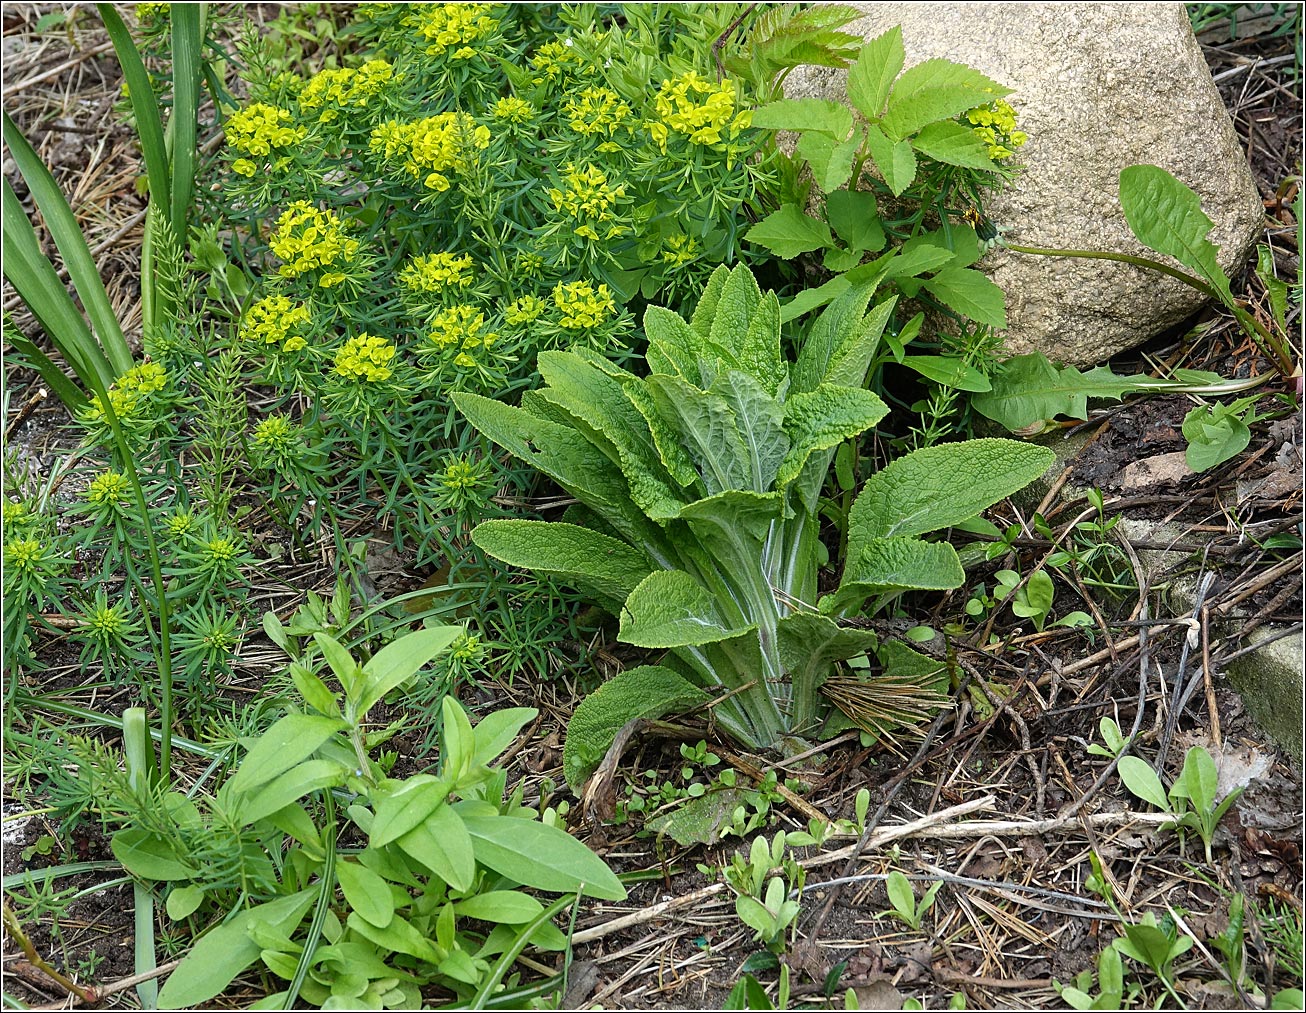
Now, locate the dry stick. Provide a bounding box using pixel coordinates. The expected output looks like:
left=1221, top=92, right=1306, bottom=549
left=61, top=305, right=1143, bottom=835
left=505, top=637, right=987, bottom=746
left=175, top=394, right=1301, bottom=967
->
left=1156, top=569, right=1216, bottom=774
left=1212, top=622, right=1304, bottom=665
left=1, top=900, right=98, bottom=1003
left=718, top=748, right=830, bottom=828
left=1200, top=604, right=1223, bottom=752
left=571, top=797, right=993, bottom=946
left=572, top=802, right=1184, bottom=947
left=1, top=39, right=116, bottom=97
left=1211, top=551, right=1304, bottom=615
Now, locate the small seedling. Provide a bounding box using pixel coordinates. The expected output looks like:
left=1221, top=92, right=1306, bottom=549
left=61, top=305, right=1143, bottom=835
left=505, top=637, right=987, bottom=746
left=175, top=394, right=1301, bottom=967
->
left=880, top=870, right=943, bottom=931
left=1054, top=943, right=1125, bottom=1010
left=1086, top=716, right=1129, bottom=759
left=1117, top=746, right=1243, bottom=862
left=723, top=832, right=804, bottom=954
left=994, top=567, right=1055, bottom=631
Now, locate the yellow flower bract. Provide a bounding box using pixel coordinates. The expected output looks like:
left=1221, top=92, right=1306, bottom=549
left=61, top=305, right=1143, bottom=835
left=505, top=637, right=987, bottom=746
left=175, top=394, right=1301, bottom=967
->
left=370, top=113, right=491, bottom=191
left=400, top=252, right=474, bottom=293
left=553, top=280, right=614, bottom=330
left=334, top=334, right=397, bottom=383
left=225, top=103, right=305, bottom=159
left=649, top=71, right=750, bottom=152
left=269, top=203, right=361, bottom=283
left=298, top=60, right=396, bottom=123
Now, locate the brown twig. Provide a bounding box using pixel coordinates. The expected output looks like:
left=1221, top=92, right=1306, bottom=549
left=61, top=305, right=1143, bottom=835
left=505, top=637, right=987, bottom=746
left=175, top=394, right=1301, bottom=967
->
left=2, top=899, right=99, bottom=1004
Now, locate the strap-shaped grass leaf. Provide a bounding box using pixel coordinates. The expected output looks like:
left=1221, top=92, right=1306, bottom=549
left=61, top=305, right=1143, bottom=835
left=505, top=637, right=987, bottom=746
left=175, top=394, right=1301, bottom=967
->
left=168, top=3, right=202, bottom=237
left=847, top=26, right=904, bottom=121
left=848, top=439, right=1054, bottom=555
left=472, top=520, right=653, bottom=610
left=563, top=665, right=708, bottom=787
left=157, top=889, right=317, bottom=1008
left=2, top=113, right=132, bottom=377
left=1119, top=165, right=1232, bottom=303
left=778, top=385, right=889, bottom=488
left=4, top=315, right=84, bottom=406
left=619, top=569, right=757, bottom=648
left=461, top=815, right=626, bottom=900
left=881, top=59, right=1008, bottom=140
left=97, top=4, right=169, bottom=215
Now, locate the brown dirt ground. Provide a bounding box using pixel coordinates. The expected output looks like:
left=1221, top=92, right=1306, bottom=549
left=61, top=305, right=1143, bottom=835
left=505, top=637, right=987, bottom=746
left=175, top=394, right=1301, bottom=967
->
left=2, top=6, right=1302, bottom=1010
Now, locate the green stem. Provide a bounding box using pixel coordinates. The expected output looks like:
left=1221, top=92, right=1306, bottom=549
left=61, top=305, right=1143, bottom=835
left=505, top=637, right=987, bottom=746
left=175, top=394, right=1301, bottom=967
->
left=1004, top=243, right=1222, bottom=300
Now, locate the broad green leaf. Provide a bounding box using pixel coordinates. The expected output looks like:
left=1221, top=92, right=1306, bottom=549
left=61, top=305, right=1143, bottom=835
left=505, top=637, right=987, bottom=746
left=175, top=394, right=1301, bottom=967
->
left=461, top=815, right=626, bottom=900
left=826, top=189, right=885, bottom=254
left=619, top=569, right=756, bottom=648
left=847, top=439, right=1054, bottom=556
left=158, top=889, right=317, bottom=1008
left=689, top=264, right=731, bottom=338
left=646, top=374, right=752, bottom=495
left=972, top=353, right=1142, bottom=432
left=646, top=786, right=751, bottom=847
left=472, top=520, right=652, bottom=610
left=264, top=803, right=321, bottom=851
left=900, top=355, right=992, bottom=392
left=369, top=776, right=449, bottom=847
left=1170, top=747, right=1218, bottom=811
left=792, top=274, right=882, bottom=394
left=238, top=759, right=348, bottom=825
left=708, top=262, right=764, bottom=357
left=346, top=911, right=441, bottom=964
left=396, top=804, right=476, bottom=892
left=471, top=707, right=538, bottom=767
left=678, top=489, right=784, bottom=542
left=538, top=350, right=687, bottom=518
left=776, top=611, right=879, bottom=716
left=563, top=666, right=707, bottom=787
left=455, top=891, right=546, bottom=925
left=1181, top=402, right=1252, bottom=472
left=442, top=695, right=476, bottom=780
left=882, top=242, right=956, bottom=280
left=847, top=26, right=904, bottom=120
left=920, top=267, right=1007, bottom=329
left=1117, top=757, right=1170, bottom=811
left=222, top=714, right=346, bottom=800
left=336, top=860, right=394, bottom=928
left=314, top=633, right=362, bottom=695
left=642, top=305, right=702, bottom=384
left=736, top=291, right=787, bottom=397
left=796, top=129, right=861, bottom=192
left=112, top=828, right=197, bottom=882
left=911, top=120, right=998, bottom=170
left=881, top=59, right=1008, bottom=140
left=835, top=536, right=966, bottom=602
left=821, top=296, right=897, bottom=393
left=735, top=894, right=777, bottom=938
left=751, top=98, right=853, bottom=138
left=777, top=385, right=889, bottom=488
left=745, top=204, right=834, bottom=259
left=165, top=885, right=205, bottom=921
left=863, top=124, right=917, bottom=196
left=357, top=625, right=462, bottom=717
left=290, top=663, right=340, bottom=717
left=886, top=871, right=916, bottom=918
left=1119, top=165, right=1232, bottom=302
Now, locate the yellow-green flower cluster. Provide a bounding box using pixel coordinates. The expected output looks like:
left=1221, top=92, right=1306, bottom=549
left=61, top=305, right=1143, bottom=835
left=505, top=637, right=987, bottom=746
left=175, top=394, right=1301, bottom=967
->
left=504, top=294, right=546, bottom=325
left=662, top=233, right=701, bottom=268
left=86, top=600, right=130, bottom=639
left=87, top=471, right=131, bottom=508
left=564, top=87, right=632, bottom=141
left=425, top=305, right=497, bottom=369
left=553, top=280, right=614, bottom=330
left=252, top=415, right=302, bottom=458
left=406, top=3, right=498, bottom=59
left=549, top=163, right=627, bottom=241
left=164, top=510, right=196, bottom=540
left=135, top=3, right=169, bottom=23
left=530, top=39, right=580, bottom=85
left=298, top=60, right=395, bottom=123
left=492, top=97, right=534, bottom=124
left=648, top=72, right=751, bottom=151
left=4, top=538, right=48, bottom=575
left=81, top=361, right=168, bottom=428
left=399, top=252, right=474, bottom=294
left=269, top=202, right=360, bottom=286
left=333, top=334, right=397, bottom=383
left=369, top=113, right=491, bottom=191
left=965, top=99, right=1027, bottom=162
left=3, top=500, right=34, bottom=534
left=240, top=295, right=312, bottom=353
left=225, top=103, right=305, bottom=176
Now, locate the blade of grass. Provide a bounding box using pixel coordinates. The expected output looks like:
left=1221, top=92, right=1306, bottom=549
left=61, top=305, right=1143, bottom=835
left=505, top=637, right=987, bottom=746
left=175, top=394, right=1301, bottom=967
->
left=123, top=708, right=159, bottom=1010
left=2, top=112, right=132, bottom=377
left=96, top=4, right=170, bottom=216
left=1, top=178, right=113, bottom=394
left=4, top=327, right=84, bottom=408
left=167, top=4, right=203, bottom=239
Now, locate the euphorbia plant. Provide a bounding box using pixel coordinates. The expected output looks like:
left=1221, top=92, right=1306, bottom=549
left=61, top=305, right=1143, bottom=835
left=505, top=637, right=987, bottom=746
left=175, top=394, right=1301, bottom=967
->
left=453, top=264, right=1052, bottom=776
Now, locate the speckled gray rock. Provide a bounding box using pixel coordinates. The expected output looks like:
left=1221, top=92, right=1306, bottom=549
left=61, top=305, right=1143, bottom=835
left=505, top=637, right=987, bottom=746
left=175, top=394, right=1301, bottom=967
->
left=785, top=3, right=1264, bottom=366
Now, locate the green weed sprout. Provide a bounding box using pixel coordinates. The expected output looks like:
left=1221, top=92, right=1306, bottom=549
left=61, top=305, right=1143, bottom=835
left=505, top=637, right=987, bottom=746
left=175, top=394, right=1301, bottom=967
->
left=1117, top=747, right=1243, bottom=864
left=880, top=870, right=943, bottom=931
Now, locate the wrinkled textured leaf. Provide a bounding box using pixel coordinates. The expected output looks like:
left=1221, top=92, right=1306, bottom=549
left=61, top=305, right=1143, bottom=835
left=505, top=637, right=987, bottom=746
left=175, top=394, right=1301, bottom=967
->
left=643, top=305, right=702, bottom=384
left=563, top=665, right=708, bottom=787
left=777, top=385, right=889, bottom=488
left=712, top=369, right=787, bottom=492
left=646, top=374, right=752, bottom=495
left=620, top=569, right=757, bottom=648
left=836, top=536, right=965, bottom=602
left=647, top=787, right=750, bottom=846
left=472, top=520, right=652, bottom=610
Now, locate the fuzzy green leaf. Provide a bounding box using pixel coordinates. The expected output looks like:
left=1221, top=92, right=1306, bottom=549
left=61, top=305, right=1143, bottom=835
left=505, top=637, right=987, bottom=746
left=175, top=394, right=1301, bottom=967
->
left=563, top=665, right=708, bottom=787
left=620, top=569, right=756, bottom=648
left=643, top=305, right=703, bottom=384
left=777, top=385, right=889, bottom=488
left=836, top=536, right=966, bottom=601
left=646, top=374, right=752, bottom=495
left=472, top=520, right=652, bottom=610
left=712, top=369, right=787, bottom=492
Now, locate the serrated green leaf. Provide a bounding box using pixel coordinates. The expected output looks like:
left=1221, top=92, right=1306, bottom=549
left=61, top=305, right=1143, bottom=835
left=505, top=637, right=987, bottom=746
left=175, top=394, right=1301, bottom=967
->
left=797, top=129, right=862, bottom=192
left=912, top=120, right=998, bottom=170
left=971, top=353, right=1148, bottom=432
left=619, top=569, right=756, bottom=648
left=863, top=124, right=917, bottom=196
left=472, top=520, right=652, bottom=610
left=745, top=203, right=834, bottom=258
left=751, top=98, right=853, bottom=138
left=847, top=26, right=904, bottom=120
left=1119, top=165, right=1232, bottom=301
left=881, top=59, right=1008, bottom=139
left=826, top=189, right=885, bottom=254
left=563, top=666, right=707, bottom=787
left=920, top=267, right=1007, bottom=328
